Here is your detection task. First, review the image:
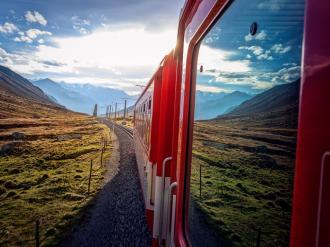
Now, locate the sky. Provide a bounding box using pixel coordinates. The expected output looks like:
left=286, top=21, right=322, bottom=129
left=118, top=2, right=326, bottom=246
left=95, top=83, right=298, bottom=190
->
left=0, top=0, right=184, bottom=95
left=196, top=0, right=305, bottom=95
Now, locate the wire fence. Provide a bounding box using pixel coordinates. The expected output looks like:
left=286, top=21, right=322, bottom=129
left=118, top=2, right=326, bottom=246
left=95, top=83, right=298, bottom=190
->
left=0, top=134, right=112, bottom=246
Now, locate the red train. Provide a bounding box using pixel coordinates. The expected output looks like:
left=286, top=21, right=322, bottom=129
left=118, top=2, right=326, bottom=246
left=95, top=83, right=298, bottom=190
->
left=134, top=0, right=330, bottom=246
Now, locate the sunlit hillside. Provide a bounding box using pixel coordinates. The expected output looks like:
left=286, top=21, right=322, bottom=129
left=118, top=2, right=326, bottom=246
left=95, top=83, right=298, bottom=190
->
left=0, top=80, right=112, bottom=246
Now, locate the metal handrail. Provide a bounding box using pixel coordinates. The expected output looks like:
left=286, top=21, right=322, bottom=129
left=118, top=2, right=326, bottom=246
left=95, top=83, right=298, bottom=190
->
left=158, top=156, right=172, bottom=246
left=166, top=182, right=177, bottom=247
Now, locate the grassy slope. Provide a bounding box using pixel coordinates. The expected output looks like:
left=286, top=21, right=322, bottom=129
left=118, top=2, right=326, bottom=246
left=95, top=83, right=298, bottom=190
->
left=191, top=118, right=296, bottom=247
left=0, top=88, right=112, bottom=246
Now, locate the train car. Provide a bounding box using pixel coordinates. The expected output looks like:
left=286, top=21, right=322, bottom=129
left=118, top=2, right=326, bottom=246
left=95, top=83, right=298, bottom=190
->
left=134, top=64, right=163, bottom=230
left=135, top=0, right=330, bottom=246
left=134, top=51, right=178, bottom=244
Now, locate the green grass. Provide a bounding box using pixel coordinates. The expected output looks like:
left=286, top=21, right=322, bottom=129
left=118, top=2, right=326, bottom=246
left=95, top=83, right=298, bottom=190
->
left=190, top=120, right=296, bottom=247
left=0, top=113, right=112, bottom=246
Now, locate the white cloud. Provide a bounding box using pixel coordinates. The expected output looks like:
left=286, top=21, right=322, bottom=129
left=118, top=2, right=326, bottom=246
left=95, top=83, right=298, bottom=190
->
left=258, top=0, right=281, bottom=11
left=196, top=84, right=231, bottom=93
left=1, top=25, right=177, bottom=93
left=0, top=22, right=19, bottom=33
left=199, top=45, right=251, bottom=73
left=283, top=62, right=297, bottom=67
left=245, top=30, right=267, bottom=42
left=271, top=66, right=301, bottom=83
left=26, top=29, right=52, bottom=39
left=14, top=36, right=33, bottom=43
left=239, top=46, right=263, bottom=55
left=14, top=28, right=52, bottom=43
left=239, top=46, right=273, bottom=60
left=271, top=44, right=291, bottom=54
left=72, top=16, right=91, bottom=35
left=25, top=11, right=47, bottom=26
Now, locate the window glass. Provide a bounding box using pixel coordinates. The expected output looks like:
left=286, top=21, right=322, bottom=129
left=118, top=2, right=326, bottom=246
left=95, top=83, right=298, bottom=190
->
left=188, top=0, right=305, bottom=246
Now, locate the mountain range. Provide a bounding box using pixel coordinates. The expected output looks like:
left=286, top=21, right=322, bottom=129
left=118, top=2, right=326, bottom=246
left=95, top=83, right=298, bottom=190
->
left=195, top=90, right=252, bottom=120
left=32, top=79, right=136, bottom=115
left=219, top=79, right=300, bottom=128
left=226, top=79, right=300, bottom=116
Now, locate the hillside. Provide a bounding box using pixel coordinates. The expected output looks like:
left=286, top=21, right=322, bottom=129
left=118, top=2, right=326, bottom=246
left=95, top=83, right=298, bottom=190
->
left=227, top=80, right=299, bottom=116
left=0, top=69, right=112, bottom=246
left=0, top=66, right=58, bottom=107
left=218, top=80, right=300, bottom=128
left=195, top=91, right=251, bottom=120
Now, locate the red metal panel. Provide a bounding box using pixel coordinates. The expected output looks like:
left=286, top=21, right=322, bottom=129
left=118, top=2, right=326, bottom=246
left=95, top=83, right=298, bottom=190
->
left=149, top=69, right=163, bottom=164
left=290, top=1, right=330, bottom=245
left=156, top=51, right=177, bottom=177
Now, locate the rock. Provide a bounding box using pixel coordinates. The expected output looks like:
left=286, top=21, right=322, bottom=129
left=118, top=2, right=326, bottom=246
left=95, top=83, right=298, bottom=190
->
left=8, top=168, right=20, bottom=174
left=45, top=228, right=56, bottom=236
left=1, top=142, right=15, bottom=155
left=6, top=191, right=17, bottom=198
left=4, top=181, right=19, bottom=189
left=11, top=132, right=25, bottom=140
left=0, top=186, right=6, bottom=195
left=255, top=145, right=267, bottom=153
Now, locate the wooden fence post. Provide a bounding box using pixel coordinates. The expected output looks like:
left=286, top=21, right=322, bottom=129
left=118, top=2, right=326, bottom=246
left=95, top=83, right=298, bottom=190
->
left=35, top=219, right=40, bottom=247
left=256, top=228, right=261, bottom=247
left=88, top=160, right=93, bottom=194
left=199, top=162, right=202, bottom=200
left=100, top=146, right=104, bottom=167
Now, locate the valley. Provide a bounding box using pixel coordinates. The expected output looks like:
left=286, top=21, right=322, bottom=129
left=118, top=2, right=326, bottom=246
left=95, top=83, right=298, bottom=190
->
left=0, top=68, right=112, bottom=246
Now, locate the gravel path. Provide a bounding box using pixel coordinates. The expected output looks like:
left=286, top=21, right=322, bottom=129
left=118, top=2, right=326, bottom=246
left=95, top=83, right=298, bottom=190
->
left=60, top=119, right=151, bottom=247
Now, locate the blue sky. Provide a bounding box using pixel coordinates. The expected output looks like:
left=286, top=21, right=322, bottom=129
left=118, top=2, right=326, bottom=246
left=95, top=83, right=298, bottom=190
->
left=196, top=0, right=305, bottom=95
left=0, top=0, right=184, bottom=94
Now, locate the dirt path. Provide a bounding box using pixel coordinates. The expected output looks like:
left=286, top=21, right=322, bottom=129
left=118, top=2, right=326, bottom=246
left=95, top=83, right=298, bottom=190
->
left=60, top=119, right=151, bottom=247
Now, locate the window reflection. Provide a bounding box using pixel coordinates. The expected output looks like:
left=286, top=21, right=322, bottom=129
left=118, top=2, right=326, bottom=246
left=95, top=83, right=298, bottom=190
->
left=189, top=0, right=305, bottom=246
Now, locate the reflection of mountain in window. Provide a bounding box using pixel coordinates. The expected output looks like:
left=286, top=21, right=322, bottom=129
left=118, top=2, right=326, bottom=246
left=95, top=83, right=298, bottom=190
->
left=188, top=0, right=305, bottom=246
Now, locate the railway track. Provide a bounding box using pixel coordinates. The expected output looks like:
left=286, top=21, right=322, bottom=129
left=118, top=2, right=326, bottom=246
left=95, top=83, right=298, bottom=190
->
left=61, top=118, right=151, bottom=246
left=111, top=122, right=133, bottom=138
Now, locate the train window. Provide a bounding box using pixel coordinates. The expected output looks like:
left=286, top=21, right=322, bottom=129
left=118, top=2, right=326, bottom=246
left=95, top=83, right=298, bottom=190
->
left=188, top=0, right=305, bottom=246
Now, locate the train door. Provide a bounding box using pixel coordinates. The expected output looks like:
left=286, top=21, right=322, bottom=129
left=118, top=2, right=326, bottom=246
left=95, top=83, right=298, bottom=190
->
left=153, top=52, right=178, bottom=247
left=175, top=0, right=306, bottom=246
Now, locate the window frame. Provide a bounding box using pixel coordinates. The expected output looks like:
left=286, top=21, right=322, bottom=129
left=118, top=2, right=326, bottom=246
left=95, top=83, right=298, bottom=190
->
left=180, top=2, right=234, bottom=245
left=181, top=0, right=304, bottom=245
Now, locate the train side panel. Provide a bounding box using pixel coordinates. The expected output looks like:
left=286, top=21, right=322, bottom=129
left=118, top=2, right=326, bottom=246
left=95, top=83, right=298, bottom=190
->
left=134, top=68, right=163, bottom=230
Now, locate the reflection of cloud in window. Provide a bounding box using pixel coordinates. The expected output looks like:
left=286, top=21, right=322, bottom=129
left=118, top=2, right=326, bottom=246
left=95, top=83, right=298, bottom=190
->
left=271, top=66, right=301, bottom=83
left=283, top=62, right=297, bottom=67
left=257, top=0, right=281, bottom=11
left=196, top=84, right=231, bottom=93
left=198, top=45, right=251, bottom=73
left=199, top=65, right=300, bottom=92
left=238, top=45, right=273, bottom=60
left=271, top=44, right=291, bottom=54
left=245, top=30, right=267, bottom=42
